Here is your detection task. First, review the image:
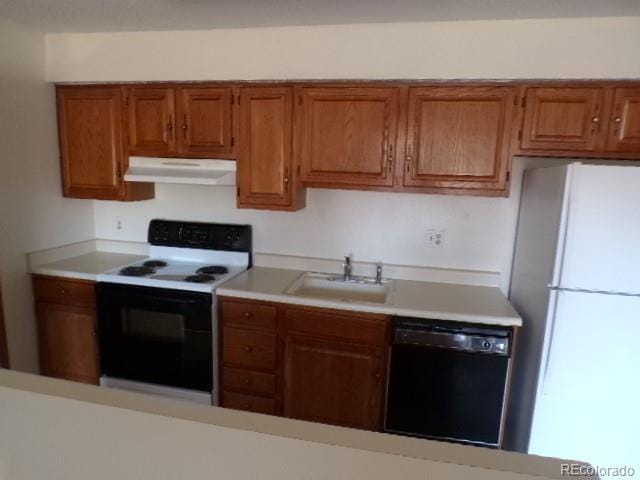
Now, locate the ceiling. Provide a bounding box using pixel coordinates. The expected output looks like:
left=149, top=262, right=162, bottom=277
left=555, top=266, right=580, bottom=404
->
left=1, top=0, right=639, bottom=33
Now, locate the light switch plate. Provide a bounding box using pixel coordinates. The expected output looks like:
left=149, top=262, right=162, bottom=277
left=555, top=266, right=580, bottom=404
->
left=426, top=229, right=445, bottom=248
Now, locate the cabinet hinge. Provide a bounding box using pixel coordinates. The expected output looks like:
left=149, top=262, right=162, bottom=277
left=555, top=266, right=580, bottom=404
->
left=236, top=187, right=240, bottom=198
left=506, top=171, right=511, bottom=182
left=517, top=130, right=523, bottom=141
left=521, top=96, right=527, bottom=108
left=125, top=95, right=129, bottom=106
left=231, top=136, right=235, bottom=147
left=297, top=165, right=301, bottom=175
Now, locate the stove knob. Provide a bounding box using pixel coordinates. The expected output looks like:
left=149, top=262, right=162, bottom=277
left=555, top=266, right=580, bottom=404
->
left=481, top=340, right=492, bottom=350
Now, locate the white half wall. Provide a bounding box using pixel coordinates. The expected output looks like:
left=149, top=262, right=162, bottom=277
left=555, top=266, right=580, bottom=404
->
left=0, top=17, right=95, bottom=372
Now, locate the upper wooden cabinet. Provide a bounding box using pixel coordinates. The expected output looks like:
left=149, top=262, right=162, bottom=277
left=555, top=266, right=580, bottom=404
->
left=519, top=87, right=605, bottom=152
left=606, top=87, right=640, bottom=153
left=516, top=85, right=640, bottom=159
left=126, top=87, right=176, bottom=156
left=177, top=87, right=234, bottom=156
left=125, top=85, right=235, bottom=158
left=403, top=86, right=516, bottom=192
left=56, top=85, right=154, bottom=201
left=237, top=86, right=305, bottom=211
left=297, top=86, right=400, bottom=188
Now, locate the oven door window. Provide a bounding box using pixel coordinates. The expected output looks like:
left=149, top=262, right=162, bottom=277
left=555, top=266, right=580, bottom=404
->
left=97, top=284, right=213, bottom=393
left=122, top=309, right=185, bottom=342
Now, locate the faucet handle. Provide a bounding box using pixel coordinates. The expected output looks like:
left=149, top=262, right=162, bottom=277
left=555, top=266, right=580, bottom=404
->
left=375, top=262, right=383, bottom=284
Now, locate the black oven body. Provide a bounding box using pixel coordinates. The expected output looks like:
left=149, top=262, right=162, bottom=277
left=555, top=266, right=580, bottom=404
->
left=97, top=283, right=213, bottom=393
left=385, top=317, right=512, bottom=447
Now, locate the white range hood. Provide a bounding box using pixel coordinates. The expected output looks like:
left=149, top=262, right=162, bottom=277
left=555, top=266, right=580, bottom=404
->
left=124, top=157, right=236, bottom=186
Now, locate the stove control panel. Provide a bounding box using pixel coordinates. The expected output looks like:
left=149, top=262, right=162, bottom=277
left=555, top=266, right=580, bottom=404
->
left=149, top=219, right=252, bottom=253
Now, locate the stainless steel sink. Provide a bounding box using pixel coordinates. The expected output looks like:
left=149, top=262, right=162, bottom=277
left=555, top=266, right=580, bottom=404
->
left=284, top=272, right=393, bottom=304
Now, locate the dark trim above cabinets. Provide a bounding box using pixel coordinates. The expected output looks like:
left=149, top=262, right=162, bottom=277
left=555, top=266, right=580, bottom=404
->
left=55, top=80, right=640, bottom=209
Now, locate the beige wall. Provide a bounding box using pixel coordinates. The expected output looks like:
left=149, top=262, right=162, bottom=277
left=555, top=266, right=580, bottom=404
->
left=0, top=17, right=95, bottom=372
left=45, top=17, right=640, bottom=293
left=46, top=17, right=640, bottom=81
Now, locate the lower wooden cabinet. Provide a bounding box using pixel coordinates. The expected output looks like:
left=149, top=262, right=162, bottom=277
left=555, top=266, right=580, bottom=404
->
left=219, top=297, right=390, bottom=431
left=33, top=276, right=100, bottom=385
left=283, top=334, right=385, bottom=430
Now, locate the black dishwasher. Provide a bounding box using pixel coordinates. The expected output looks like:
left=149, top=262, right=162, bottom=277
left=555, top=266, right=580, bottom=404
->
left=385, top=317, right=513, bottom=447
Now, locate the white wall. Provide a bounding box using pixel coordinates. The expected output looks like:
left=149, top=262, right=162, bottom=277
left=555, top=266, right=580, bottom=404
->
left=46, top=16, right=640, bottom=293
left=46, top=17, right=640, bottom=81
left=0, top=18, right=95, bottom=371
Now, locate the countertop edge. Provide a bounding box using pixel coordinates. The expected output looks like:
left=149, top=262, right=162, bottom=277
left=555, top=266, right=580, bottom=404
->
left=30, top=268, right=97, bottom=282
left=216, top=288, right=523, bottom=327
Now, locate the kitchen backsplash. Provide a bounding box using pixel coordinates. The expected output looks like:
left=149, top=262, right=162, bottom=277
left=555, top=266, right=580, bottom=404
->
left=93, top=158, right=551, bottom=293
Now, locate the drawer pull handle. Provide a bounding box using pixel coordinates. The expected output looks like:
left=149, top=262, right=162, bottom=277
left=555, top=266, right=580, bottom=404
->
left=243, top=312, right=252, bottom=318
left=614, top=116, right=622, bottom=123
left=244, top=346, right=253, bottom=353
left=244, top=378, right=252, bottom=385
left=61, top=289, right=68, bottom=295
left=591, top=116, right=600, bottom=123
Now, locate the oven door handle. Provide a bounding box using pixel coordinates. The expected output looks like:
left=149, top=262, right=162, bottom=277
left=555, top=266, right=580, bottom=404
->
left=99, top=293, right=210, bottom=306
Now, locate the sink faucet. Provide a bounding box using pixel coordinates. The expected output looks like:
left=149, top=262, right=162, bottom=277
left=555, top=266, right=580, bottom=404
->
left=342, top=255, right=353, bottom=281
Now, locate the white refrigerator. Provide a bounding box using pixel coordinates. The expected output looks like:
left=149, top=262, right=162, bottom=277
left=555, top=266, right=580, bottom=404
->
left=507, top=163, right=640, bottom=471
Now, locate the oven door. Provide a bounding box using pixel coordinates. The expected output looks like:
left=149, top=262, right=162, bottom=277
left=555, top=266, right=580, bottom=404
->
left=96, top=283, right=213, bottom=393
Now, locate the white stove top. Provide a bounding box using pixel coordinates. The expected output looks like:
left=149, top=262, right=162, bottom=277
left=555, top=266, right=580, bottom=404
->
left=97, top=246, right=250, bottom=293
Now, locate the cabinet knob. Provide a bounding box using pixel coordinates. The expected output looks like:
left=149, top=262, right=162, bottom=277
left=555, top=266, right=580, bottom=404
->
left=244, top=378, right=252, bottom=385
left=283, top=177, right=289, bottom=184
left=374, top=372, right=382, bottom=380
left=244, top=403, right=252, bottom=410
left=244, top=346, right=253, bottom=353
left=243, top=311, right=252, bottom=318
left=614, top=116, right=622, bottom=123
left=60, top=289, right=68, bottom=295
left=591, top=116, right=600, bottom=123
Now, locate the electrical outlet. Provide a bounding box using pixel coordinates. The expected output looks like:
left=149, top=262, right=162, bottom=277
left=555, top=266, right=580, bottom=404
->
left=426, top=229, right=445, bottom=248
left=115, top=217, right=124, bottom=231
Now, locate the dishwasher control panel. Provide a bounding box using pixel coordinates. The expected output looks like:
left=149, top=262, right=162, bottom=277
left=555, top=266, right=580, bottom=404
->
left=393, top=318, right=512, bottom=356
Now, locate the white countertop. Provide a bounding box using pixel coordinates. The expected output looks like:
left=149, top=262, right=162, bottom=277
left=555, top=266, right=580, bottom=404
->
left=30, top=251, right=147, bottom=281
left=217, top=267, right=522, bottom=327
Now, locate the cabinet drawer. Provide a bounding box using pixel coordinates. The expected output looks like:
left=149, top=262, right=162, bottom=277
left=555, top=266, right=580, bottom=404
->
left=285, top=307, right=389, bottom=346
left=223, top=367, right=276, bottom=396
left=221, top=299, right=277, bottom=330
left=223, top=391, right=276, bottom=415
left=33, top=276, right=96, bottom=307
left=223, top=327, right=277, bottom=370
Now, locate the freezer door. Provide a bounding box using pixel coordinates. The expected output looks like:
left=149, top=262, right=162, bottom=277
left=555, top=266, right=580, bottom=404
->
left=559, top=165, right=640, bottom=294
left=529, top=290, right=640, bottom=470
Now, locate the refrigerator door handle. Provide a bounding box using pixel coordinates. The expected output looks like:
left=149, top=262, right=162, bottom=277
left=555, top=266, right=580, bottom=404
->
left=539, top=289, right=561, bottom=396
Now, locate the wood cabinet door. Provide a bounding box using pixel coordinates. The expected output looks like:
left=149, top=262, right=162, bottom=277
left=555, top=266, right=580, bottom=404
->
left=520, top=87, right=605, bottom=152
left=126, top=87, right=176, bottom=156
left=404, top=86, right=515, bottom=191
left=36, top=302, right=99, bottom=385
left=238, top=87, right=295, bottom=208
left=283, top=334, right=384, bottom=430
left=297, top=87, right=399, bottom=187
left=177, top=87, right=233, bottom=156
left=606, top=87, right=640, bottom=154
left=57, top=86, right=125, bottom=199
